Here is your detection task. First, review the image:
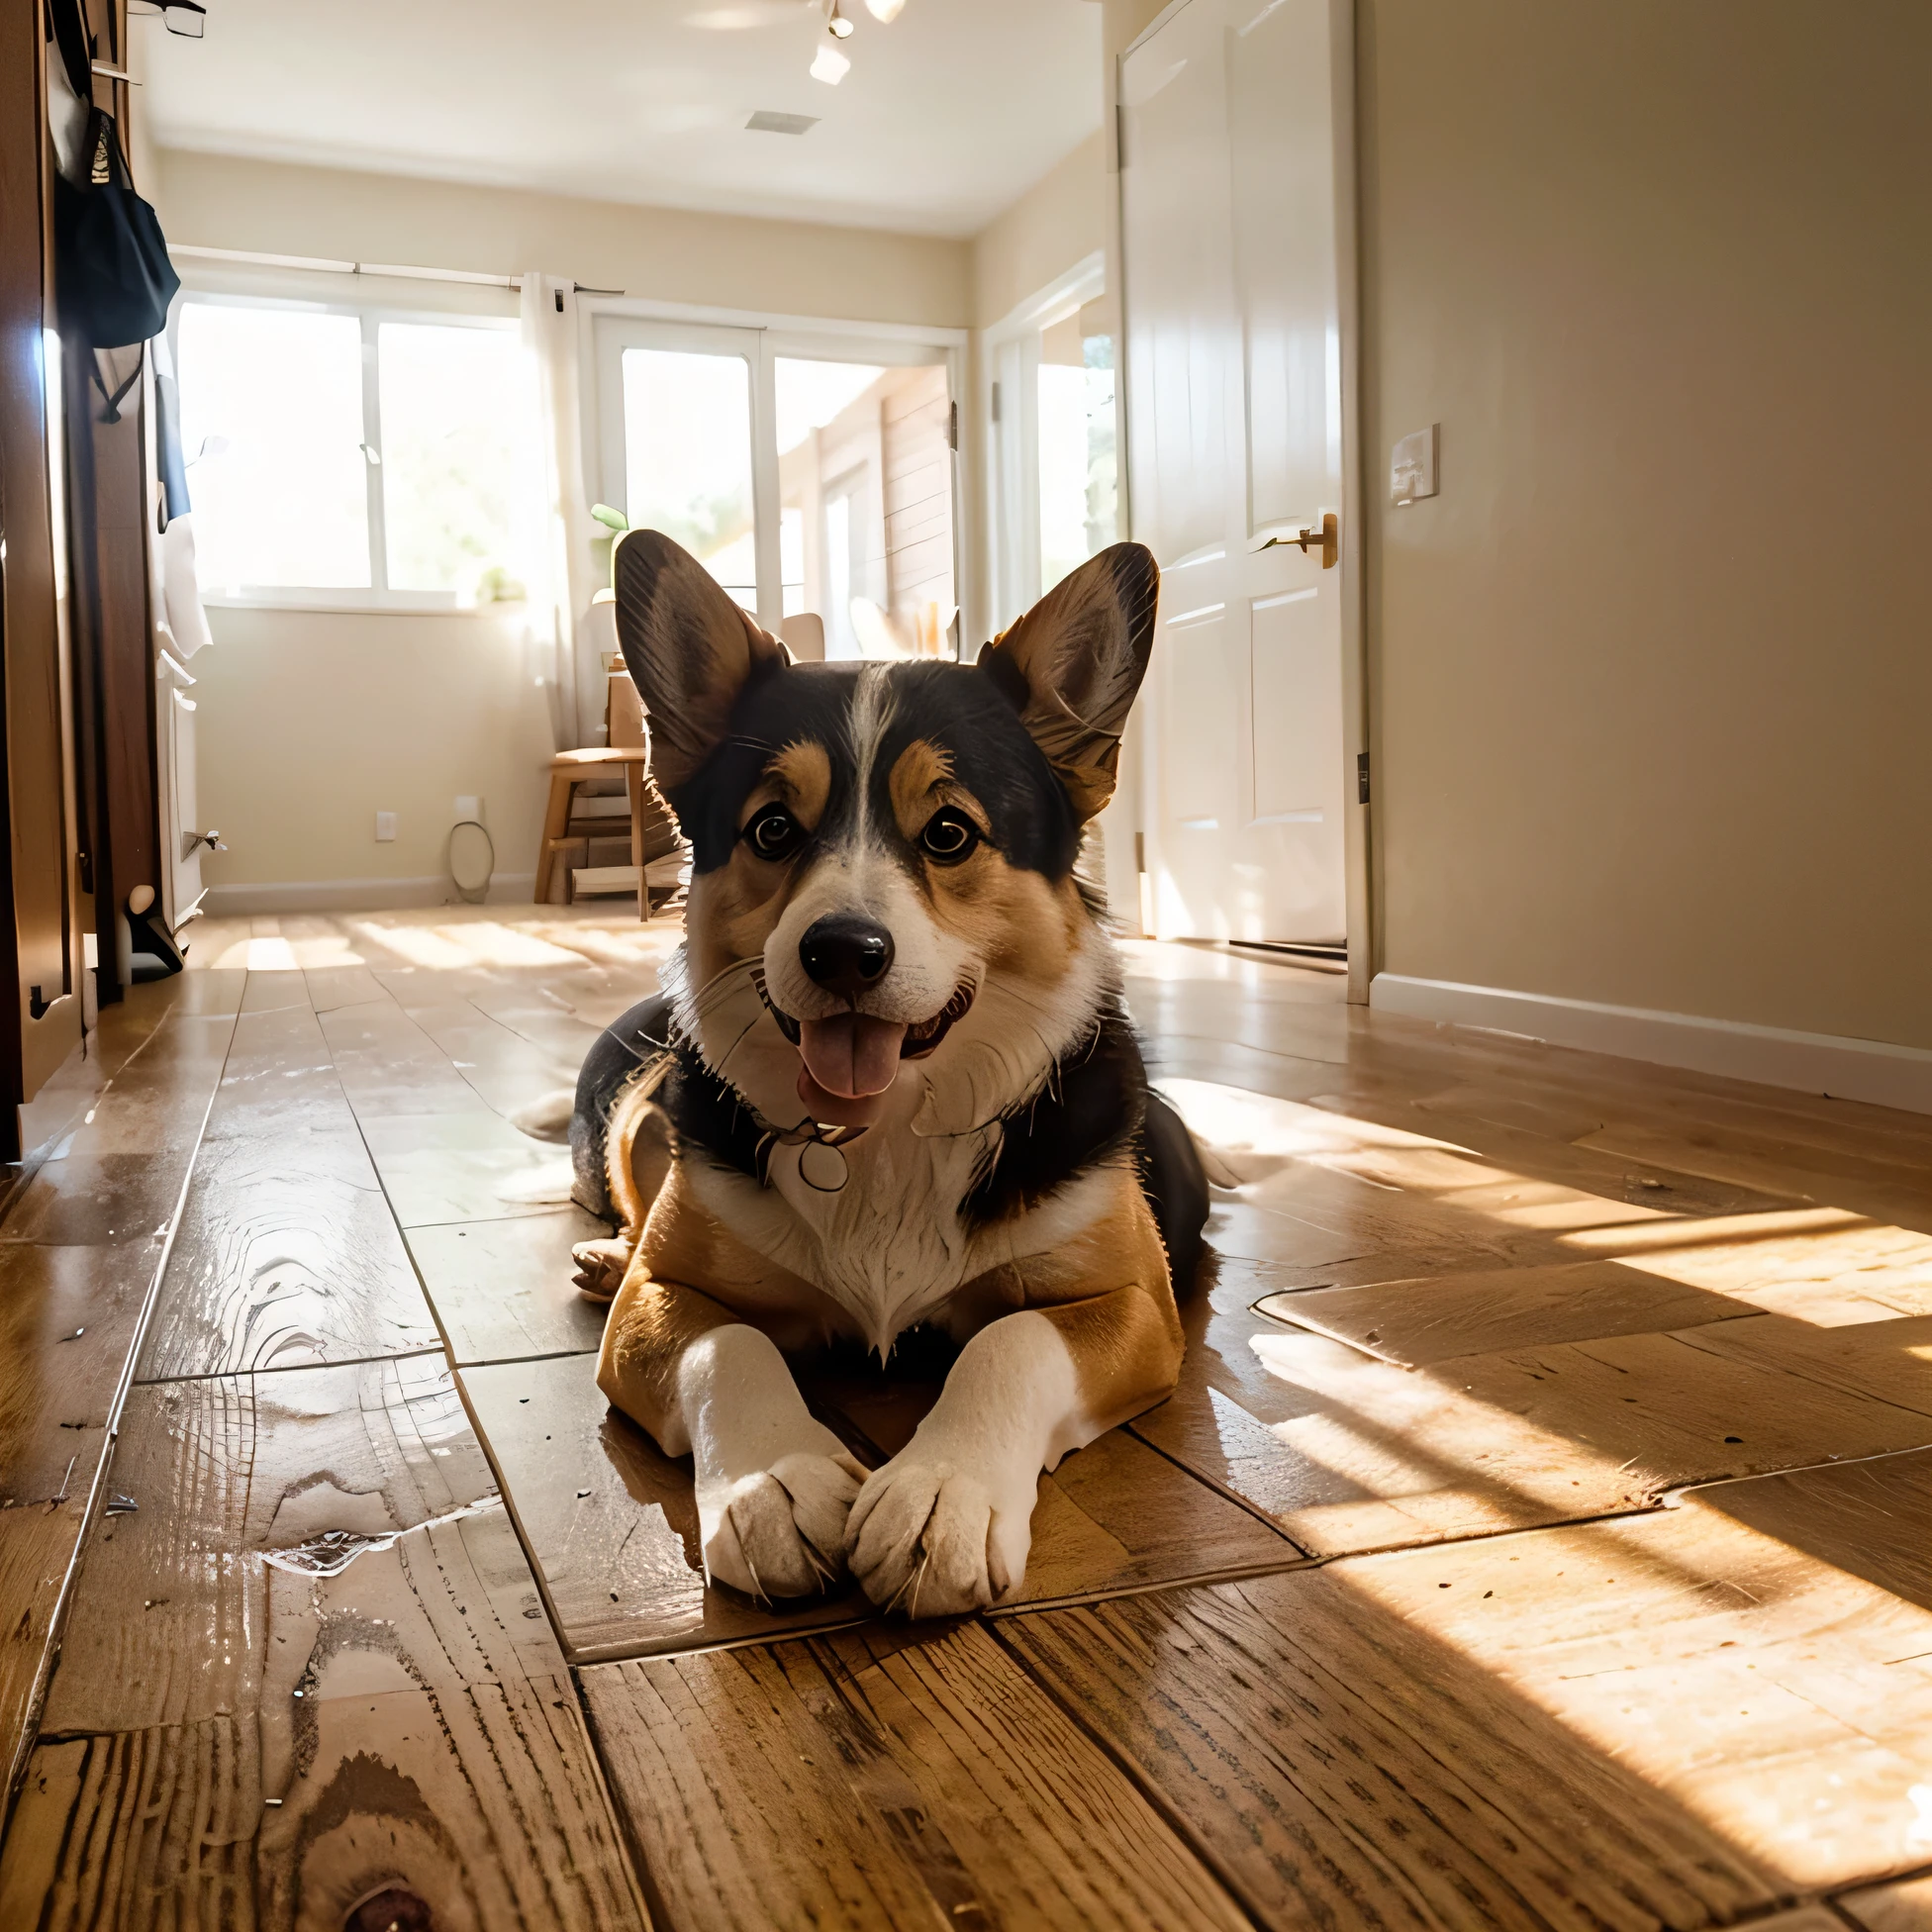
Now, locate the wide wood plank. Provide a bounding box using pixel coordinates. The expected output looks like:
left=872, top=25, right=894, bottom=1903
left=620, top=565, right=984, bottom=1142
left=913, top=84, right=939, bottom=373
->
left=409, top=1208, right=613, bottom=1365
left=7, top=1507, right=641, bottom=1930
left=0, top=997, right=240, bottom=1788
left=1136, top=1272, right=1932, bottom=1556
left=10, top=1356, right=641, bottom=1928
left=138, top=1125, right=438, bottom=1379
left=461, top=1352, right=867, bottom=1661
left=1675, top=1446, right=1932, bottom=1614
left=998, top=1570, right=1779, bottom=1930
left=581, top=1620, right=1249, bottom=1932
left=1842, top=1876, right=1932, bottom=1930
left=44, top=1355, right=496, bottom=1735
left=357, top=1110, right=575, bottom=1228
left=199, top=1001, right=356, bottom=1141
left=1311, top=1487, right=1932, bottom=1892
left=318, top=997, right=499, bottom=1117
left=1259, top=1258, right=1757, bottom=1366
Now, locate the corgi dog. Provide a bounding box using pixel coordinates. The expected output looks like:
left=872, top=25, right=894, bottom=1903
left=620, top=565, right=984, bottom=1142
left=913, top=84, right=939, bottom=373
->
left=571, top=530, right=1206, bottom=1617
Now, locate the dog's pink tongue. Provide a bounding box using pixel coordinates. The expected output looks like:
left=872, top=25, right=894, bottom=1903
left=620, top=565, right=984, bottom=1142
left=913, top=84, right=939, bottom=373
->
left=799, top=1014, right=908, bottom=1100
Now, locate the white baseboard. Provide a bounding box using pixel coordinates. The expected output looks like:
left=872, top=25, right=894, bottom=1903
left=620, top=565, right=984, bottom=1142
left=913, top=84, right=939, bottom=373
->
left=203, top=873, right=538, bottom=916
left=1370, top=973, right=1932, bottom=1117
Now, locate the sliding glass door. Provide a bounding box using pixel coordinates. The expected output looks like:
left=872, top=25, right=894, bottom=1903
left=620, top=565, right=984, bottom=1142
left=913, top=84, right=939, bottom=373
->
left=596, top=317, right=960, bottom=656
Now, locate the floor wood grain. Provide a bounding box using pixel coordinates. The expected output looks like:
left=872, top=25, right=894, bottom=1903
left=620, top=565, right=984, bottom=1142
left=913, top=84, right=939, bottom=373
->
left=998, top=1571, right=1780, bottom=1930
left=409, top=1208, right=613, bottom=1366
left=462, top=1350, right=870, bottom=1662
left=1841, top=1874, right=1932, bottom=1930
left=8, top=1353, right=642, bottom=1927
left=582, top=1620, right=1250, bottom=1932
left=13, top=914, right=1932, bottom=1925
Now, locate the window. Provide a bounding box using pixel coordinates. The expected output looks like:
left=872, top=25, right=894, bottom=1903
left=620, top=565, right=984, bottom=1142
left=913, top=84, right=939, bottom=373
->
left=597, top=317, right=960, bottom=654
left=175, top=295, right=529, bottom=608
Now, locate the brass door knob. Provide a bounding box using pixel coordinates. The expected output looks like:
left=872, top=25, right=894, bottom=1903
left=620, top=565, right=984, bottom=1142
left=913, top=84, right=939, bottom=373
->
left=1259, top=512, right=1338, bottom=569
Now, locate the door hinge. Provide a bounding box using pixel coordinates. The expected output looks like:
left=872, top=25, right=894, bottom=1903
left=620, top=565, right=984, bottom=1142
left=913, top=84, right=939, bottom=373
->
left=1357, top=753, right=1371, bottom=806
left=946, top=399, right=958, bottom=450
left=989, top=381, right=1001, bottom=426
left=1115, top=103, right=1128, bottom=168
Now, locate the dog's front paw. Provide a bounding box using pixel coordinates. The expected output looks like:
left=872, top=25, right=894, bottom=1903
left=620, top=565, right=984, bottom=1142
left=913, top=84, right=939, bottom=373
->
left=699, top=1449, right=866, bottom=1601
left=845, top=1454, right=1036, bottom=1617
left=571, top=1236, right=632, bottom=1303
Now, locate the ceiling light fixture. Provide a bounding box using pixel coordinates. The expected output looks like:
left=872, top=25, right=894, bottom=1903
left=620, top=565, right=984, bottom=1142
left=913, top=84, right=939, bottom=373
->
left=863, top=0, right=905, bottom=19
left=810, top=40, right=850, bottom=83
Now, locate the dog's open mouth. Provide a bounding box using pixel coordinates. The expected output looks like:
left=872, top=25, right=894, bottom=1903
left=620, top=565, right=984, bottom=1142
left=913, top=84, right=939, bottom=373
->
left=768, top=984, right=976, bottom=1128
left=899, top=982, right=975, bottom=1061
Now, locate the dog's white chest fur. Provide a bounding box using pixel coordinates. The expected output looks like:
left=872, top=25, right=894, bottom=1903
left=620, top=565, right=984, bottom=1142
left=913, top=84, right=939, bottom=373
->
left=689, top=1121, right=997, bottom=1351
left=675, top=940, right=1116, bottom=1355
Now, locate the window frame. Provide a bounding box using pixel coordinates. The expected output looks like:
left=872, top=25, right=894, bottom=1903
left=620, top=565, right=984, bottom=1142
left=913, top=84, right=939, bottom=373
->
left=588, top=303, right=968, bottom=642
left=171, top=287, right=525, bottom=615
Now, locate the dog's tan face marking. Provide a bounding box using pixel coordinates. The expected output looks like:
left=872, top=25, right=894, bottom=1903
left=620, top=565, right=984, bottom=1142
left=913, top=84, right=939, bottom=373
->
left=883, top=736, right=1082, bottom=993
left=758, top=740, right=832, bottom=832
left=686, top=740, right=834, bottom=990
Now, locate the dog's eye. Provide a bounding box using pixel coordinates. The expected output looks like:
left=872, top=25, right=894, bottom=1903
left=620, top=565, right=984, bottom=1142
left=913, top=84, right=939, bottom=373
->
left=918, top=809, right=980, bottom=865
left=743, top=804, right=805, bottom=861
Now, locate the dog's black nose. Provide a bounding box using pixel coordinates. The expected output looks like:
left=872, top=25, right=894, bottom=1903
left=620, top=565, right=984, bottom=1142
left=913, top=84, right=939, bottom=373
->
left=800, top=916, right=894, bottom=998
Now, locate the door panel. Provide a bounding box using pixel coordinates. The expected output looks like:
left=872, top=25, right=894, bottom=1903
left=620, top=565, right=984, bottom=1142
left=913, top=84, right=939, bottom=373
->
left=1122, top=0, right=1349, bottom=946
left=1121, top=5, right=1234, bottom=568
left=1229, top=0, right=1341, bottom=535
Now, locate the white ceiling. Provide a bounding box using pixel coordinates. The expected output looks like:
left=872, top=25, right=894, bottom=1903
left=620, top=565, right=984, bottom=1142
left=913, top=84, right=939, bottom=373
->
left=138, top=0, right=1103, bottom=239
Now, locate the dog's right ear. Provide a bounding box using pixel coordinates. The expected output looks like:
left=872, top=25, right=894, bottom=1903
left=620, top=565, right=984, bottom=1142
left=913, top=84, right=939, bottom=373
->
left=613, top=530, right=787, bottom=793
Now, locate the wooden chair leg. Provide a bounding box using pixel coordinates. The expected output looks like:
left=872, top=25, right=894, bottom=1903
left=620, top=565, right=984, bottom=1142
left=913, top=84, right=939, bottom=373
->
left=536, top=769, right=574, bottom=905
left=628, top=764, right=647, bottom=921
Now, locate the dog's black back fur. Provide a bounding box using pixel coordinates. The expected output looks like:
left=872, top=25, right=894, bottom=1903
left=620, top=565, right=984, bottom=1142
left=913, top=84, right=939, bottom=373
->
left=571, top=990, right=1208, bottom=1294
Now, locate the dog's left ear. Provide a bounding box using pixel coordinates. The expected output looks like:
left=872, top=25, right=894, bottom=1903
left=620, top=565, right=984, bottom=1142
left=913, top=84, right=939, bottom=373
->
left=613, top=528, right=787, bottom=793
left=979, top=542, right=1158, bottom=821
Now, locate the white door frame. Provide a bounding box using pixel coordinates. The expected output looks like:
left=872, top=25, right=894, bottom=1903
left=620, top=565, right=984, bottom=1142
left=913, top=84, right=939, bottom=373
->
left=1115, top=0, right=1371, bottom=999
left=979, top=251, right=1107, bottom=639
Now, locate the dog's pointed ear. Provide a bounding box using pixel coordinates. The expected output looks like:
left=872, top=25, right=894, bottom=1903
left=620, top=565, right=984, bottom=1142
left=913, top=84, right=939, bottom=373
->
left=613, top=529, right=787, bottom=793
left=978, top=541, right=1158, bottom=821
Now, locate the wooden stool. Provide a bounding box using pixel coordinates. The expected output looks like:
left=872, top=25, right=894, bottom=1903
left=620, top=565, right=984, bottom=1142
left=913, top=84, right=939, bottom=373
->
left=534, top=748, right=681, bottom=919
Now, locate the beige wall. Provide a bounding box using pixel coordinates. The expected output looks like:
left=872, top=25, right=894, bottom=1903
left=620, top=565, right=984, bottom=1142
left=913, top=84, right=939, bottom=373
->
left=971, top=131, right=1106, bottom=330
left=193, top=606, right=556, bottom=907
left=1361, top=0, right=1932, bottom=1051
left=155, top=149, right=971, bottom=328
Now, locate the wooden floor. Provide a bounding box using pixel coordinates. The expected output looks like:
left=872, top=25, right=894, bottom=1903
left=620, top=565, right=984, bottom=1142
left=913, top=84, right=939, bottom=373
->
left=2, top=905, right=1930, bottom=1929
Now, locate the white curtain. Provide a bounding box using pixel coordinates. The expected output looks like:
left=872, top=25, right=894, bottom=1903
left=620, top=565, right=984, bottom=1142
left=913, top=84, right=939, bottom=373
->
left=519, top=272, right=601, bottom=750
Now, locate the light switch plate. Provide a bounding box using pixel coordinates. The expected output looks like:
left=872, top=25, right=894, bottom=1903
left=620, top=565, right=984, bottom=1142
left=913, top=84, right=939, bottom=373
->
left=1391, top=425, right=1438, bottom=505
left=375, top=811, right=397, bottom=842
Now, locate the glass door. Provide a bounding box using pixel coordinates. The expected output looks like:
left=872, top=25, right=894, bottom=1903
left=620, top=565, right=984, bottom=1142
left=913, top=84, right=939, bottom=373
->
left=597, top=318, right=960, bottom=654
left=596, top=321, right=769, bottom=621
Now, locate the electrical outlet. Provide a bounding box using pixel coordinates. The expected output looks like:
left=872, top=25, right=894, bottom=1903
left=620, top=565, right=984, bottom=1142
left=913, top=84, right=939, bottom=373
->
left=375, top=811, right=397, bottom=842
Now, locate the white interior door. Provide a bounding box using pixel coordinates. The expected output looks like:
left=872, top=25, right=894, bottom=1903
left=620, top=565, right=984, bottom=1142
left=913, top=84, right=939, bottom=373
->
left=1122, top=0, right=1349, bottom=946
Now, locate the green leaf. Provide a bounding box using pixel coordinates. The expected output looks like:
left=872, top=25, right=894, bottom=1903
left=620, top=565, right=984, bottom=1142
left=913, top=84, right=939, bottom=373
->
left=590, top=503, right=629, bottom=532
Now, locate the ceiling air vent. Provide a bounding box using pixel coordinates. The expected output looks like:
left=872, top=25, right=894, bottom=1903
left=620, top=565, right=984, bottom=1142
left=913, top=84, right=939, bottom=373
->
left=745, top=111, right=819, bottom=136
